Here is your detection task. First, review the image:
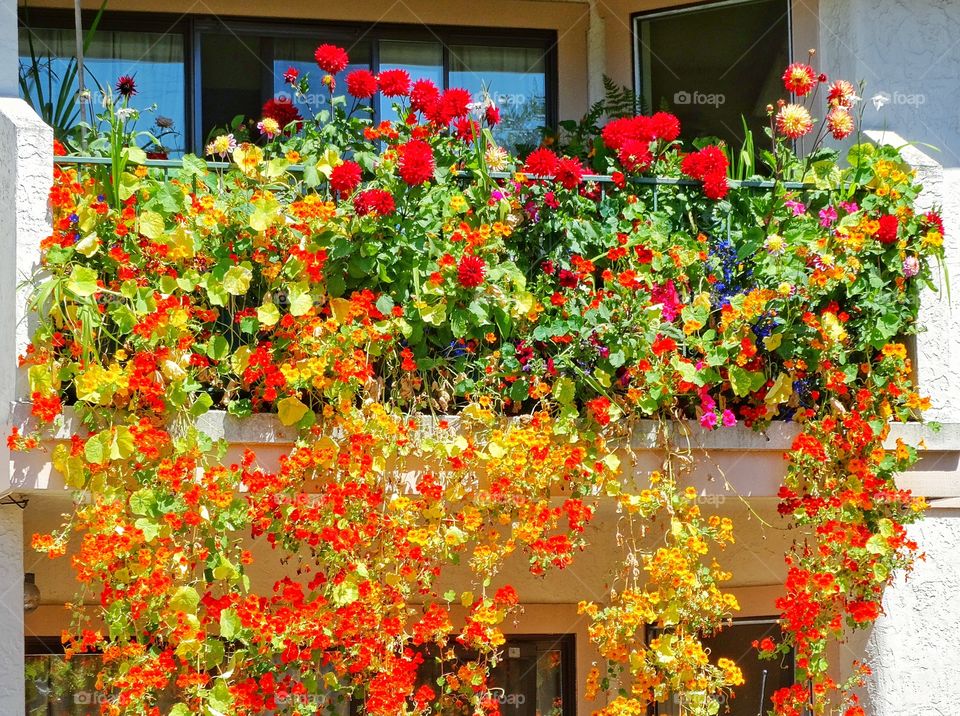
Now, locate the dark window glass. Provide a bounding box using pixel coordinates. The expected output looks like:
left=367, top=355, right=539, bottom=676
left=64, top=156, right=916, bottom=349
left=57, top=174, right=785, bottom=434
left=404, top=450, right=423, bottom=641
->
left=635, top=0, right=790, bottom=147
left=18, top=26, right=186, bottom=153
left=450, top=44, right=547, bottom=152
left=650, top=619, right=795, bottom=716
left=199, top=32, right=265, bottom=137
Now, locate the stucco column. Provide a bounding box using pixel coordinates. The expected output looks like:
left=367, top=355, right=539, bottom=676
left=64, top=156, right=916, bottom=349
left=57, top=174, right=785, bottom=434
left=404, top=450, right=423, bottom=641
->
left=0, top=505, right=25, bottom=711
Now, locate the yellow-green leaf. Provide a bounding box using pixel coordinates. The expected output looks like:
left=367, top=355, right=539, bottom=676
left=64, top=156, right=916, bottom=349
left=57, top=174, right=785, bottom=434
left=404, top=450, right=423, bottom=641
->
left=277, top=396, right=309, bottom=426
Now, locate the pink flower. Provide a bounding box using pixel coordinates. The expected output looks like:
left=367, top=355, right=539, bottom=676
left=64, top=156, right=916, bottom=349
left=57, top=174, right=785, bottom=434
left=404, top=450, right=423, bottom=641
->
left=902, top=256, right=920, bottom=278
left=819, top=206, right=837, bottom=227
left=785, top=199, right=806, bottom=217
left=700, top=411, right=718, bottom=429
left=721, top=409, right=737, bottom=428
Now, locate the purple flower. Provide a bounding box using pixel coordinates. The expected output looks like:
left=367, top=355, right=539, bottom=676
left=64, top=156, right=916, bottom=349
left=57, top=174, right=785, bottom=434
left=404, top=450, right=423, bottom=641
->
left=818, top=206, right=838, bottom=227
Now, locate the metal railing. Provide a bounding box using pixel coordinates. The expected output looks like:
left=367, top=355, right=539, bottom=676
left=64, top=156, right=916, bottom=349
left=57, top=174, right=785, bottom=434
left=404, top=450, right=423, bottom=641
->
left=53, top=155, right=815, bottom=191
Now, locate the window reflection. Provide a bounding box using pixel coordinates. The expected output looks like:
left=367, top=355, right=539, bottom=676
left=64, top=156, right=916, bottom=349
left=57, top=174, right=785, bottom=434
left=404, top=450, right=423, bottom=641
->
left=18, top=27, right=186, bottom=154
left=378, top=40, right=443, bottom=122
left=450, top=45, right=547, bottom=153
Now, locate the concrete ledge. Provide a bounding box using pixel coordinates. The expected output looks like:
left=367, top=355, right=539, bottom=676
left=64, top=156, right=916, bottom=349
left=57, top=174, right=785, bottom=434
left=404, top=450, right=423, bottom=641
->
left=8, top=403, right=959, bottom=450
left=7, top=404, right=960, bottom=497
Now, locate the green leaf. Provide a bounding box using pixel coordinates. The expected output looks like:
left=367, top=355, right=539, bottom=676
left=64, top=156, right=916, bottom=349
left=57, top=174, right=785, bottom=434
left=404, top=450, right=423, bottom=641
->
left=206, top=335, right=230, bottom=361
left=257, top=302, right=280, bottom=326
left=277, top=396, right=309, bottom=426
left=729, top=365, right=765, bottom=397
left=553, top=376, right=575, bottom=405
left=219, top=609, right=242, bottom=640
left=130, top=488, right=157, bottom=516
left=331, top=581, right=359, bottom=606
left=123, top=145, right=147, bottom=164
left=169, top=586, right=200, bottom=615
left=287, top=282, right=314, bottom=317
left=190, top=392, right=214, bottom=417
left=138, top=210, right=165, bottom=240
left=66, top=265, right=100, bottom=297
left=223, top=265, right=253, bottom=296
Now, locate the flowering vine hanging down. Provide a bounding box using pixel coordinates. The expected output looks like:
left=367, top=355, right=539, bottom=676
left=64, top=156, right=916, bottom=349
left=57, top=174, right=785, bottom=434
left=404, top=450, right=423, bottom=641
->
left=14, top=45, right=942, bottom=716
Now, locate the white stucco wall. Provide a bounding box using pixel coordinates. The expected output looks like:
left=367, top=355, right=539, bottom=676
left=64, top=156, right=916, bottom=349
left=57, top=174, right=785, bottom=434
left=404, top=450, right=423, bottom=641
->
left=819, top=0, right=960, bottom=424
left=818, top=5, right=960, bottom=713
left=0, top=506, right=24, bottom=711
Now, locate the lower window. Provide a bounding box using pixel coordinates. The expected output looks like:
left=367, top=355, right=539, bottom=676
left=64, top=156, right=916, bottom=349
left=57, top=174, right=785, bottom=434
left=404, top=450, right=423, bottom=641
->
left=648, top=618, right=795, bottom=716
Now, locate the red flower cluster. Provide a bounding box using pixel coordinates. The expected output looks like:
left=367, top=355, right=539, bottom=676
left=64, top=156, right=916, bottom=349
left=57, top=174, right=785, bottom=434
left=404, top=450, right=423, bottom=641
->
left=457, top=254, right=486, bottom=288
left=680, top=145, right=729, bottom=199
left=314, top=44, right=349, bottom=74
left=329, top=160, right=362, bottom=196
left=877, top=214, right=899, bottom=244
left=261, top=97, right=302, bottom=130
left=378, top=68, right=411, bottom=97
left=397, top=140, right=435, bottom=185
left=353, top=188, right=396, bottom=216
left=524, top=147, right=559, bottom=177
left=346, top=69, right=377, bottom=99
left=410, top=79, right=441, bottom=114
left=782, top=62, right=817, bottom=96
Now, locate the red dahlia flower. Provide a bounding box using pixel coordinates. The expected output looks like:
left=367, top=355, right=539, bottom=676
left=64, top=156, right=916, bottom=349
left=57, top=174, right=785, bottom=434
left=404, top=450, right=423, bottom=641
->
left=314, top=44, right=349, bottom=74
left=827, top=107, right=854, bottom=140
left=261, top=97, right=302, bottom=130
left=397, top=140, right=435, bottom=185
left=430, top=88, right=472, bottom=124
left=282, top=66, right=300, bottom=85
left=329, top=160, right=362, bottom=196
left=457, top=254, right=486, bottom=288
left=782, top=62, right=817, bottom=96
left=524, top=147, right=559, bottom=177
left=617, top=139, right=652, bottom=172
left=115, top=75, right=137, bottom=98
left=877, top=214, right=899, bottom=244
left=353, top=188, right=396, bottom=216
left=681, top=145, right=729, bottom=199
left=410, top=79, right=441, bottom=114
left=555, top=157, right=585, bottom=189
left=649, top=111, right=681, bottom=141
left=485, top=105, right=501, bottom=126
left=346, top=69, right=377, bottom=99
left=378, top=68, right=411, bottom=97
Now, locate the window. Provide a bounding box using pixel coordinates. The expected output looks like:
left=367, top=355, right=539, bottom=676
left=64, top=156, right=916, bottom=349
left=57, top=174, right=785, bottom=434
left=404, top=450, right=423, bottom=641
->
left=19, top=10, right=556, bottom=156
left=648, top=618, right=794, bottom=716
left=18, top=23, right=187, bottom=154
left=412, top=635, right=575, bottom=716
left=633, top=0, right=791, bottom=147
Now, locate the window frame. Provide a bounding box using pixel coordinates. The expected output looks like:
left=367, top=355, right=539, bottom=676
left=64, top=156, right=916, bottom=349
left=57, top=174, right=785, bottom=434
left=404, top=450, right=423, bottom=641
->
left=18, top=8, right=558, bottom=154
left=630, top=0, right=793, bottom=119
left=644, top=615, right=796, bottom=716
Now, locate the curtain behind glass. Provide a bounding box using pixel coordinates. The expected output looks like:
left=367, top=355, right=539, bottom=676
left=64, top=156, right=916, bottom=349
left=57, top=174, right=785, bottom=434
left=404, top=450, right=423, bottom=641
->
left=19, top=27, right=186, bottom=152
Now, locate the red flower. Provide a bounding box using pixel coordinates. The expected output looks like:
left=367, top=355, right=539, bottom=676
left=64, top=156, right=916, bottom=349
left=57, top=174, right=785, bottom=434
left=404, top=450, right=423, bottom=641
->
left=618, top=139, right=652, bottom=172
left=586, top=396, right=612, bottom=426
left=261, top=97, right=302, bottom=130
left=485, top=105, right=501, bottom=126
left=429, top=88, right=472, bottom=124
left=923, top=211, right=945, bottom=236
left=457, top=254, right=486, bottom=288
left=877, top=214, right=899, bottom=244
left=782, top=62, right=817, bottom=96
left=378, top=68, right=411, bottom=97
left=115, top=75, right=137, bottom=98
left=649, top=111, right=681, bottom=142
left=524, top=147, right=559, bottom=177
left=397, top=140, right=435, bottom=185
left=346, top=69, right=377, bottom=99
left=329, top=160, right=362, bottom=196
left=454, top=117, right=478, bottom=142
left=314, top=44, right=349, bottom=74
left=410, top=79, right=441, bottom=114
left=681, top=145, right=729, bottom=200
left=651, top=335, right=677, bottom=356
left=353, top=188, right=396, bottom=216
left=555, top=157, right=585, bottom=189
left=282, top=66, right=299, bottom=85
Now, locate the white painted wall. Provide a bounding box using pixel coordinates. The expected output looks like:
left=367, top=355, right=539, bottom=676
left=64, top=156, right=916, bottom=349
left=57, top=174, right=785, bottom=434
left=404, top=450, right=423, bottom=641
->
left=818, top=4, right=960, bottom=712
left=0, top=0, right=17, bottom=97
left=819, top=0, right=960, bottom=424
